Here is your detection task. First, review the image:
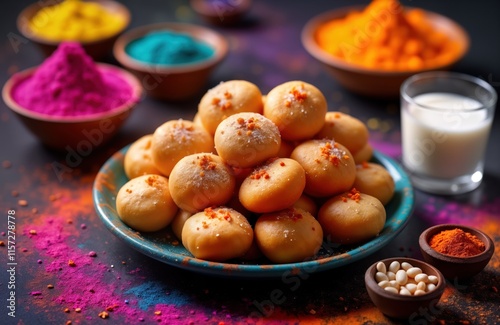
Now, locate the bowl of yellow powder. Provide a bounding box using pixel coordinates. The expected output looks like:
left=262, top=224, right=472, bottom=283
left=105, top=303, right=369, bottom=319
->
left=17, top=0, right=130, bottom=60
left=301, top=1, right=469, bottom=98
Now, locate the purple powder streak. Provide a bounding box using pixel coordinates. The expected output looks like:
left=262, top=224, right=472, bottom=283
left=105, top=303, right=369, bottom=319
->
left=418, top=196, right=500, bottom=226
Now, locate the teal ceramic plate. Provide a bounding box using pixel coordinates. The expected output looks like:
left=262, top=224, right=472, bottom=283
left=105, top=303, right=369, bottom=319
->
left=93, top=146, right=414, bottom=278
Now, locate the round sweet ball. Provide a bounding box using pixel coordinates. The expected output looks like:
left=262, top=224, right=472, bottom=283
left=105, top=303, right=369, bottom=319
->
left=254, top=207, right=323, bottom=264
left=293, top=194, right=318, bottom=217
left=116, top=175, right=178, bottom=232
left=151, top=119, right=214, bottom=176
left=277, top=140, right=295, bottom=158
left=169, top=153, right=236, bottom=213
left=352, top=142, right=373, bottom=164
left=317, top=189, right=386, bottom=245
left=192, top=112, right=208, bottom=132
left=124, top=134, right=163, bottom=179
left=315, top=111, right=369, bottom=155
left=354, top=162, right=395, bottom=205
left=170, top=209, right=192, bottom=240
left=291, top=139, right=356, bottom=197
left=214, top=112, right=281, bottom=168
left=264, top=81, right=327, bottom=141
left=239, top=158, right=306, bottom=213
left=198, top=80, right=263, bottom=135
left=181, top=207, right=253, bottom=262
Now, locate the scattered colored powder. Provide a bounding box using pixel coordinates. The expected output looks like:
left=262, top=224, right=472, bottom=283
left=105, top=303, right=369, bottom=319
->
left=12, top=42, right=137, bottom=117
left=26, top=217, right=144, bottom=322
left=429, top=228, right=485, bottom=257
left=125, top=30, right=215, bottom=65
left=125, top=282, right=188, bottom=310
left=315, top=0, right=463, bottom=70
left=28, top=0, right=127, bottom=42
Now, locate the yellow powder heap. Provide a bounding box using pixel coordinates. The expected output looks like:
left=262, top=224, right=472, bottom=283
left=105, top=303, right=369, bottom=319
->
left=315, top=0, right=463, bottom=71
left=29, top=0, right=126, bottom=42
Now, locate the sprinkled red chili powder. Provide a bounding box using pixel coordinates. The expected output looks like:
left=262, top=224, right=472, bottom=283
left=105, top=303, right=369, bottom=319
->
left=198, top=155, right=217, bottom=171
left=250, top=169, right=270, bottom=180
left=284, top=85, right=307, bottom=107
left=212, top=91, right=233, bottom=110
left=289, top=209, right=303, bottom=221
left=320, top=141, right=346, bottom=166
left=236, top=116, right=260, bottom=136
left=341, top=188, right=361, bottom=203
left=169, top=120, right=195, bottom=142
left=204, top=207, right=217, bottom=219
left=145, top=175, right=159, bottom=187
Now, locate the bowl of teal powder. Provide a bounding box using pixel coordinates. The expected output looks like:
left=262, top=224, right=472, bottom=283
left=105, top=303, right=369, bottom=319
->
left=113, top=22, right=228, bottom=101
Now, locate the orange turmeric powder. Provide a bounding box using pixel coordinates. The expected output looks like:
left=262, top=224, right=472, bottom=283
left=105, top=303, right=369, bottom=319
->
left=315, top=0, right=464, bottom=70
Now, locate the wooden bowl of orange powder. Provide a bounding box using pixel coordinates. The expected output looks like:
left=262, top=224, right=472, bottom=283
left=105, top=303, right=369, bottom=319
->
left=419, top=224, right=494, bottom=280
left=301, top=1, right=469, bottom=98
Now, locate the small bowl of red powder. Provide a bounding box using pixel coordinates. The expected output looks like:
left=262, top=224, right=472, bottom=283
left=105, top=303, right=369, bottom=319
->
left=419, top=224, right=494, bottom=279
left=2, top=42, right=141, bottom=150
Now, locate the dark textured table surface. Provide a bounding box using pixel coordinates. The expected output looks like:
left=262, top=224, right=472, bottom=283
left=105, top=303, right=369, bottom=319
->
left=1, top=1, right=499, bottom=324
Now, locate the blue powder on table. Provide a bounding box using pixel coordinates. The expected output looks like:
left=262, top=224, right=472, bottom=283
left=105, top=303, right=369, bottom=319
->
left=125, top=30, right=215, bottom=65
left=125, top=281, right=189, bottom=309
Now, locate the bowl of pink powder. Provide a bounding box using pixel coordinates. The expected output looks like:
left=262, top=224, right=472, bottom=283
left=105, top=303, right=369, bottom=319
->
left=2, top=42, right=141, bottom=150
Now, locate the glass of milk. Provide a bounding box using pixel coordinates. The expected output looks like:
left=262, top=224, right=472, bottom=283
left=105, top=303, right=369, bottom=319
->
left=401, top=72, right=497, bottom=195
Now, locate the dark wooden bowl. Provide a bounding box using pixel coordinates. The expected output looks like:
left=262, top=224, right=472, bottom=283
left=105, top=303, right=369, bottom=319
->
left=17, top=0, right=130, bottom=60
left=419, top=224, right=494, bottom=279
left=2, top=64, right=141, bottom=150
left=113, top=22, right=228, bottom=101
left=301, top=6, right=469, bottom=98
left=365, top=257, right=446, bottom=319
left=190, top=0, right=251, bottom=26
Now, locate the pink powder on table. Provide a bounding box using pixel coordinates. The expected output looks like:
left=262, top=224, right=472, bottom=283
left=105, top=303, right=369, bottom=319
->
left=12, top=42, right=136, bottom=117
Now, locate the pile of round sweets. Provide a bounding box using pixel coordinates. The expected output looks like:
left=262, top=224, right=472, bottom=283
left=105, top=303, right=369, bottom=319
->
left=116, top=79, right=396, bottom=264
left=375, top=261, right=439, bottom=296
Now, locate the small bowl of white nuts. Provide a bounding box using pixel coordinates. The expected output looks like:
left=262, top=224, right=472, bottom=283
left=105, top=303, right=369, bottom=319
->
left=365, top=257, right=446, bottom=319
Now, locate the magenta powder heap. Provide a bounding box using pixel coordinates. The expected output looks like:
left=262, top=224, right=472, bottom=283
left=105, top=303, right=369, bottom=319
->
left=12, top=42, right=137, bottom=117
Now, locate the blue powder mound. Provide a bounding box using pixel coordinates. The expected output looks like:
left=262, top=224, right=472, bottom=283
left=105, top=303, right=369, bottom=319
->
left=125, top=30, right=215, bottom=65
left=125, top=281, right=189, bottom=309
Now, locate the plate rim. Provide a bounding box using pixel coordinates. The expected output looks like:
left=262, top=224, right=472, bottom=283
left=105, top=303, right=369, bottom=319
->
left=93, top=145, right=414, bottom=278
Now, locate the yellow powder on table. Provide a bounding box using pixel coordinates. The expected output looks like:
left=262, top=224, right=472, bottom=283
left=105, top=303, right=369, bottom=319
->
left=29, top=0, right=126, bottom=42
left=315, top=0, right=463, bottom=71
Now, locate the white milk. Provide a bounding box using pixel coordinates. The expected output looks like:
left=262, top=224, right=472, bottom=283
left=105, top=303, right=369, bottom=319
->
left=402, top=92, right=492, bottom=179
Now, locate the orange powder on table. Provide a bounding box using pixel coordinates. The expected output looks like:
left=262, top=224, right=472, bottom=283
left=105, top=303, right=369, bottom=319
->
left=315, top=0, right=463, bottom=70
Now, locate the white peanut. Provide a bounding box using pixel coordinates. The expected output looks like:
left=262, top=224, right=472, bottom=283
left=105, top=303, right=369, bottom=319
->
left=376, top=262, right=387, bottom=273
left=407, top=267, right=423, bottom=278
left=389, top=261, right=400, bottom=273
left=396, top=270, right=408, bottom=285
left=374, top=261, right=439, bottom=296
left=414, top=273, right=429, bottom=283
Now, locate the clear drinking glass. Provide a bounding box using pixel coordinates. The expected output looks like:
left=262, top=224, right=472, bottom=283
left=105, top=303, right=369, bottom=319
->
left=400, top=72, right=497, bottom=195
